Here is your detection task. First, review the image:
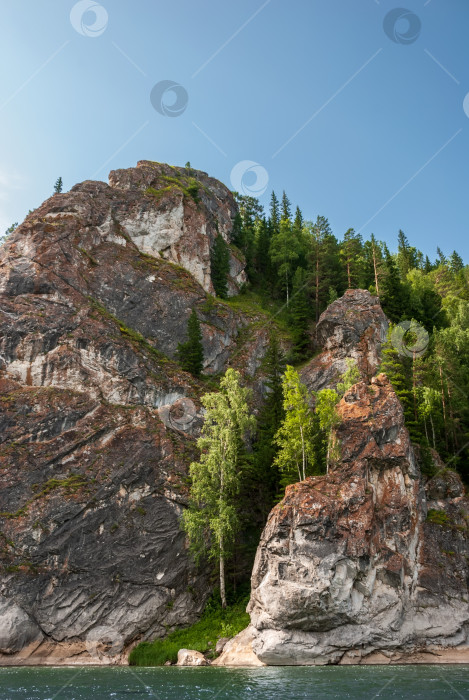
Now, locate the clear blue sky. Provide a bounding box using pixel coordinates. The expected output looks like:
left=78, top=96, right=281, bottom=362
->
left=1, top=0, right=468, bottom=260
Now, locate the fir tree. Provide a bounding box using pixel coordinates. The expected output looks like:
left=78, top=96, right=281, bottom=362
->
left=177, top=309, right=204, bottom=377
left=54, top=177, right=63, bottom=194
left=211, top=234, right=230, bottom=299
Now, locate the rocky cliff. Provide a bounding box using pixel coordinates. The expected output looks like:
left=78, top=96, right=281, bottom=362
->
left=0, top=162, right=269, bottom=664
left=218, top=292, right=469, bottom=666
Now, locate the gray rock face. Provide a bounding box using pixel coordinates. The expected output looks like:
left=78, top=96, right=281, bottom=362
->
left=0, top=163, right=271, bottom=665
left=0, top=598, right=42, bottom=655
left=301, top=289, right=388, bottom=392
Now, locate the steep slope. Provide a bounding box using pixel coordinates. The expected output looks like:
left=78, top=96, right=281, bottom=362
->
left=217, top=290, right=469, bottom=665
left=0, top=162, right=269, bottom=664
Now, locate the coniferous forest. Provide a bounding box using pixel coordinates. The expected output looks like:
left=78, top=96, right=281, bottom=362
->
left=211, top=188, right=469, bottom=493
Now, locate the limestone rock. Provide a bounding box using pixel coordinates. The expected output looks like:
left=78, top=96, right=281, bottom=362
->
left=176, top=649, right=208, bottom=666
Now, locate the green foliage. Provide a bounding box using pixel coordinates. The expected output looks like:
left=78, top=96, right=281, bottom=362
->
left=129, top=594, right=249, bottom=666
left=426, top=509, right=449, bottom=526
left=0, top=222, right=18, bottom=246
left=54, top=176, right=63, bottom=194
left=177, top=309, right=204, bottom=377
left=337, top=358, right=360, bottom=395
left=289, top=267, right=310, bottom=360
left=210, top=234, right=230, bottom=299
left=274, top=366, right=316, bottom=483
left=315, top=388, right=341, bottom=471
left=182, top=369, right=256, bottom=606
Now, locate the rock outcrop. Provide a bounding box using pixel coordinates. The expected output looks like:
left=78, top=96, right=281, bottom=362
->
left=0, top=162, right=269, bottom=664
left=300, top=289, right=388, bottom=392
left=217, top=291, right=469, bottom=666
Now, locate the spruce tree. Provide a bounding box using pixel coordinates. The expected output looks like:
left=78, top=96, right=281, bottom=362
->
left=231, top=212, right=244, bottom=249
left=269, top=191, right=280, bottom=235
left=177, top=309, right=204, bottom=377
left=281, top=191, right=292, bottom=222
left=210, top=234, right=230, bottom=298
left=54, top=177, right=63, bottom=194
left=250, top=331, right=286, bottom=512
left=449, top=250, right=464, bottom=274
left=380, top=244, right=408, bottom=321
left=397, top=229, right=417, bottom=277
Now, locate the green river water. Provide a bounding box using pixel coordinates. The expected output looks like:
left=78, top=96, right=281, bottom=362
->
left=1, top=665, right=469, bottom=699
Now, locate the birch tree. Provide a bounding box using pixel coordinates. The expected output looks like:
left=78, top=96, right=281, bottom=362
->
left=182, top=369, right=255, bottom=608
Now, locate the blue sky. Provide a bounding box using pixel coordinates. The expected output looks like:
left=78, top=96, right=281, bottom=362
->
left=1, top=0, right=468, bottom=259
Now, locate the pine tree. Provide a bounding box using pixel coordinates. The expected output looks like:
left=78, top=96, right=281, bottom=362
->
left=340, top=228, right=363, bottom=288
left=269, top=217, right=299, bottom=306
left=177, top=309, right=204, bottom=377
left=210, top=234, right=230, bottom=298
left=182, top=369, right=256, bottom=608
left=308, top=216, right=343, bottom=322
left=54, top=177, right=63, bottom=194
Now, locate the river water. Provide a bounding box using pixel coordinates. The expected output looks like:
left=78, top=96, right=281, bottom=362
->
left=1, top=665, right=469, bottom=699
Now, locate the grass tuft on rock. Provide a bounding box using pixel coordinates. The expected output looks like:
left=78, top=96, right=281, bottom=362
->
left=129, top=594, right=249, bottom=666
